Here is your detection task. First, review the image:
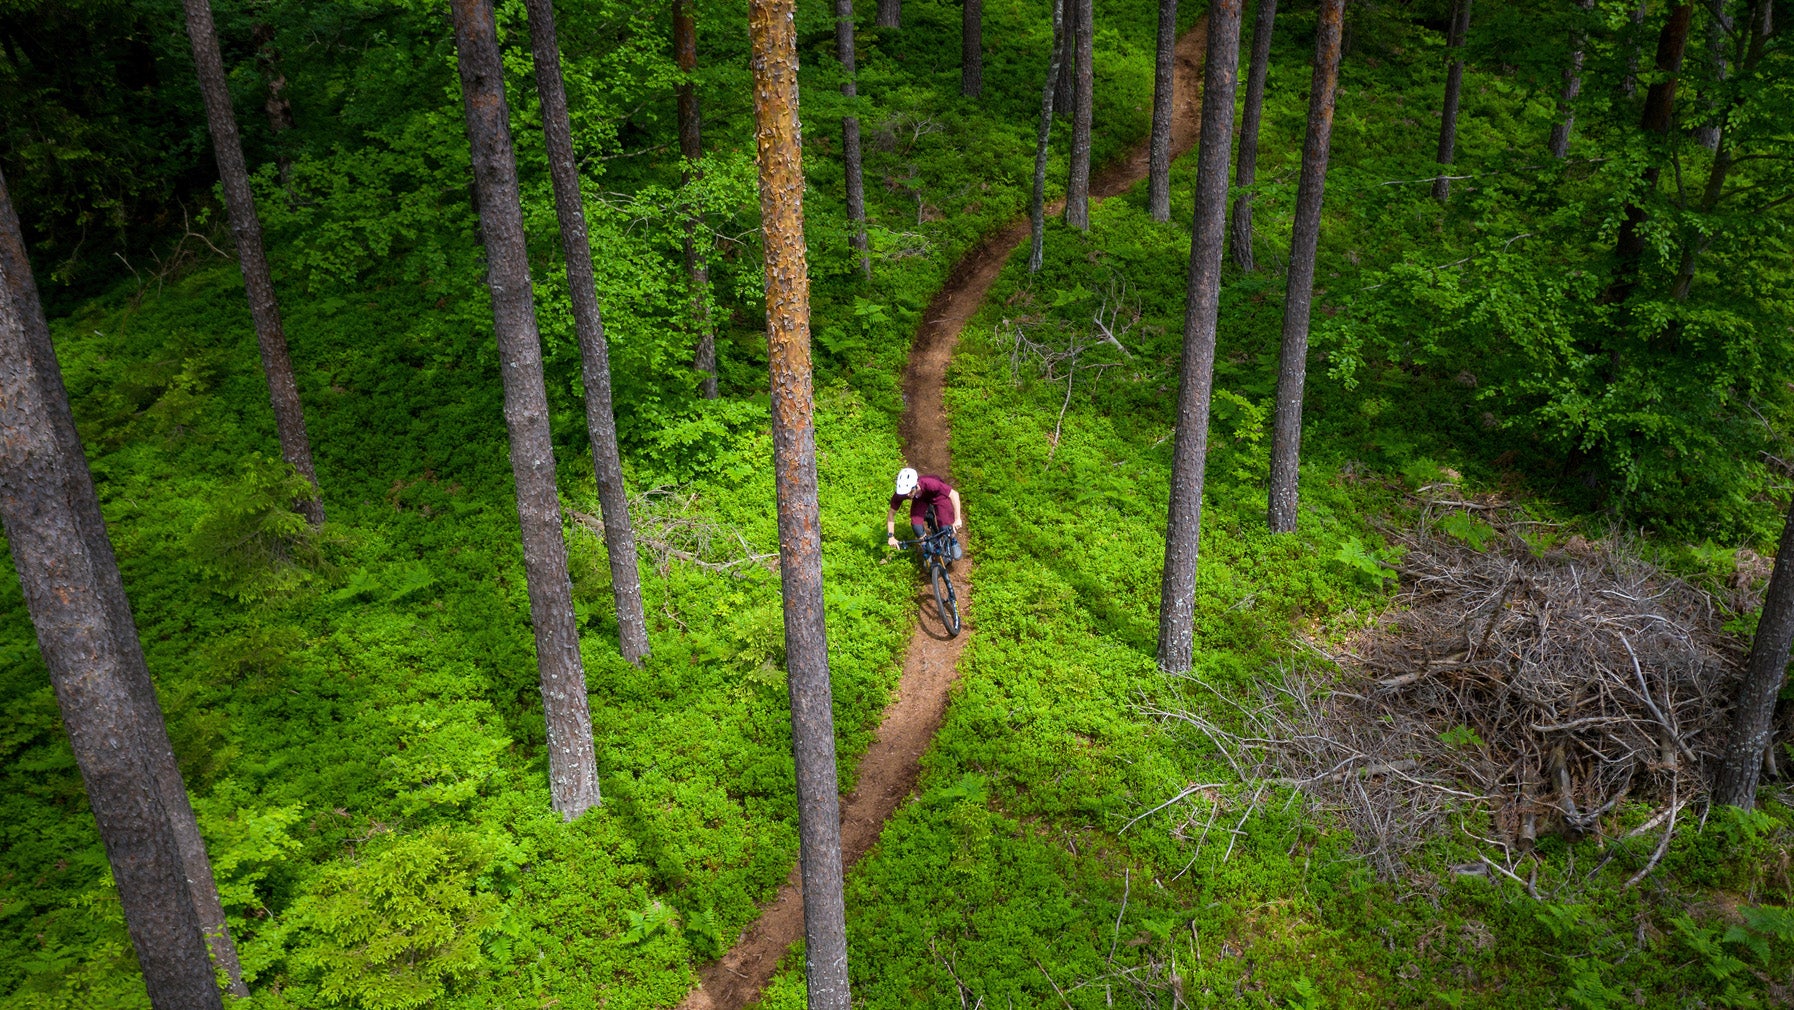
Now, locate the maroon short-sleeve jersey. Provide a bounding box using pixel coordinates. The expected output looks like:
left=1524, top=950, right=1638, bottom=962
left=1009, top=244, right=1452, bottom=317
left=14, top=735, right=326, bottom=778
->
left=890, top=474, right=956, bottom=527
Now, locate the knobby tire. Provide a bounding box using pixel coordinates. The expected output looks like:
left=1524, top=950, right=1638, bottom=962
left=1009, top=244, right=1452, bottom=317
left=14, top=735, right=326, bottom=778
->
left=930, top=561, right=961, bottom=637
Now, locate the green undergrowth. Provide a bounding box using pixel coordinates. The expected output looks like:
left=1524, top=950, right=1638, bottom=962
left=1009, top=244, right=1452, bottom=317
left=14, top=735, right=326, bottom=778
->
left=0, top=0, right=1185, bottom=1005
left=755, top=9, right=1794, bottom=1008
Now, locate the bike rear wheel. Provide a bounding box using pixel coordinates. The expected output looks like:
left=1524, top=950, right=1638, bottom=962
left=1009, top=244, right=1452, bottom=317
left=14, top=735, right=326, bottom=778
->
left=929, top=561, right=961, bottom=637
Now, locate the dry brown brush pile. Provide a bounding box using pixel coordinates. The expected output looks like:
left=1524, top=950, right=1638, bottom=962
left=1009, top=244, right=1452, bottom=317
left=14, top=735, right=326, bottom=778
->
left=1153, top=492, right=1760, bottom=882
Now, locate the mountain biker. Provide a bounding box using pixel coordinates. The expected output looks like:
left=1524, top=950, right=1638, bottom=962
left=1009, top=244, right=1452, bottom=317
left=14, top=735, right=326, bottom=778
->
left=886, top=467, right=963, bottom=560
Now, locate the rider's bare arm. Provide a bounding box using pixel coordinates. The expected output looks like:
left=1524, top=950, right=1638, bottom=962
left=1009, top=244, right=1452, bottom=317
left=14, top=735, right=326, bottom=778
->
left=886, top=505, right=900, bottom=547
left=949, top=489, right=963, bottom=530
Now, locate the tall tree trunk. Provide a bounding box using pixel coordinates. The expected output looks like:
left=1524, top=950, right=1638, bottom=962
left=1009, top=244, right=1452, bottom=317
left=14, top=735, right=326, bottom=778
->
left=181, top=0, right=322, bottom=527
left=1432, top=0, right=1471, bottom=203
left=1607, top=2, right=1694, bottom=304
left=0, top=174, right=227, bottom=1010
left=1622, top=0, right=1647, bottom=96
left=963, top=0, right=983, bottom=96
left=1029, top=0, right=1068, bottom=273
left=0, top=165, right=247, bottom=998
left=252, top=24, right=295, bottom=194
left=524, top=0, right=651, bottom=667
left=451, top=0, right=601, bottom=820
left=1229, top=0, right=1277, bottom=266
left=836, top=0, right=871, bottom=279
left=1146, top=0, right=1179, bottom=222
left=1548, top=0, right=1595, bottom=158
left=877, top=0, right=899, bottom=29
left=673, top=0, right=719, bottom=397
left=1056, top=0, right=1078, bottom=117
left=1063, top=0, right=1094, bottom=230
left=1266, top=0, right=1344, bottom=534
left=1694, top=4, right=1732, bottom=151
left=748, top=0, right=851, bottom=1005
left=1672, top=0, right=1769, bottom=300
left=1157, top=0, right=1244, bottom=674
left=1715, top=501, right=1794, bottom=807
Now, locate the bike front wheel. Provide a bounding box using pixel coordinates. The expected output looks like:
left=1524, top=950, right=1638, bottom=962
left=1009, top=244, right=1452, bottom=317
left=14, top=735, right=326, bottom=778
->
left=929, top=561, right=961, bottom=637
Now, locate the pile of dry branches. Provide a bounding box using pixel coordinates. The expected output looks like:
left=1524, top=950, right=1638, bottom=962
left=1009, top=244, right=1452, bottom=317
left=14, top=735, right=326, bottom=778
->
left=568, top=486, right=775, bottom=578
left=1151, top=493, right=1754, bottom=882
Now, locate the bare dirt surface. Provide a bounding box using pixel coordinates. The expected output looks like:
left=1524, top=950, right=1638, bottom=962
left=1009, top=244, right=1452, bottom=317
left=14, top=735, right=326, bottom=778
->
left=677, top=23, right=1208, bottom=1010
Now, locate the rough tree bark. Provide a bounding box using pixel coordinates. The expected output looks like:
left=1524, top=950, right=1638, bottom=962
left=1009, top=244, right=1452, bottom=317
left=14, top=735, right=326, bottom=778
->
left=836, top=0, right=871, bottom=278
left=1157, top=0, right=1244, bottom=674
left=1607, top=2, right=1694, bottom=304
left=1548, top=0, right=1596, bottom=159
left=523, top=0, right=651, bottom=667
left=1029, top=0, right=1068, bottom=273
left=1229, top=0, right=1277, bottom=267
left=1056, top=0, right=1078, bottom=117
left=0, top=172, right=227, bottom=1010
left=1063, top=0, right=1094, bottom=230
left=0, top=165, right=248, bottom=998
left=1146, top=0, right=1179, bottom=222
left=1716, top=496, right=1794, bottom=808
left=962, top=0, right=983, bottom=96
left=877, top=0, right=899, bottom=29
left=181, top=0, right=322, bottom=527
left=673, top=0, right=719, bottom=397
left=1432, top=0, right=1472, bottom=203
left=748, top=0, right=851, bottom=1004
left=1266, top=0, right=1344, bottom=534
left=451, top=0, right=601, bottom=820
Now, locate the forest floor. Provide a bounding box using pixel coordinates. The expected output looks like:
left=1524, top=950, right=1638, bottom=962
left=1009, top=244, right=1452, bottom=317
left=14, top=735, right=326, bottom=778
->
left=680, top=21, right=1210, bottom=1010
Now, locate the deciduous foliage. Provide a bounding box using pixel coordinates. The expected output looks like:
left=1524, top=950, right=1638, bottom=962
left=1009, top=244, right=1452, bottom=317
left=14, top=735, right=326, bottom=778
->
left=1228, top=0, right=1275, bottom=266
left=1266, top=0, right=1343, bottom=534
left=1157, top=0, right=1242, bottom=673
left=181, top=0, right=323, bottom=526
left=523, top=0, right=651, bottom=666
left=747, top=0, right=850, bottom=1004
left=0, top=166, right=226, bottom=1010
left=450, top=0, right=601, bottom=819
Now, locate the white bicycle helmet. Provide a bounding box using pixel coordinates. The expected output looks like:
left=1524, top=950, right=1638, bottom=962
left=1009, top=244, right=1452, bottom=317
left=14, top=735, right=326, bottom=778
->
left=894, top=467, right=919, bottom=495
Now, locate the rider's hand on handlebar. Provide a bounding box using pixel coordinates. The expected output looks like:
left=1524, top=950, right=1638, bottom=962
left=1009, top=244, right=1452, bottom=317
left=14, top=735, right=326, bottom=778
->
left=887, top=535, right=900, bottom=548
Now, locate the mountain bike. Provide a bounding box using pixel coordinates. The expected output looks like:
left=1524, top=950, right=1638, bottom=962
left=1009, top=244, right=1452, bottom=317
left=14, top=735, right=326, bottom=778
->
left=895, top=526, right=961, bottom=637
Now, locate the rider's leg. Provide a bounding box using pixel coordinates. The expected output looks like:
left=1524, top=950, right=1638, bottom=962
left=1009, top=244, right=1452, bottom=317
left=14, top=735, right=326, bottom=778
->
left=911, top=521, right=927, bottom=540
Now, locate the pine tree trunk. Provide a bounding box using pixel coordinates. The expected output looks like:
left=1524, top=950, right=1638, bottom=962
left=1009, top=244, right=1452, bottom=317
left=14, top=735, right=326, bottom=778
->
left=1055, top=0, right=1078, bottom=118
left=1432, top=0, right=1471, bottom=203
left=1029, top=0, right=1067, bottom=274
left=1146, top=0, right=1179, bottom=222
left=963, top=0, right=983, bottom=96
left=836, top=0, right=871, bottom=279
left=1607, top=2, right=1694, bottom=304
left=451, top=0, right=601, bottom=820
left=1548, top=0, right=1594, bottom=159
left=1, top=165, right=247, bottom=999
left=1266, top=0, right=1343, bottom=534
left=1157, top=0, right=1244, bottom=674
left=748, top=0, right=851, bottom=1004
left=0, top=174, right=226, bottom=1010
left=1063, top=0, right=1094, bottom=230
left=1229, top=0, right=1277, bottom=267
left=673, top=0, right=719, bottom=397
left=877, top=0, right=899, bottom=29
left=181, top=0, right=322, bottom=527
left=524, top=0, right=651, bottom=667
left=1715, top=501, right=1794, bottom=808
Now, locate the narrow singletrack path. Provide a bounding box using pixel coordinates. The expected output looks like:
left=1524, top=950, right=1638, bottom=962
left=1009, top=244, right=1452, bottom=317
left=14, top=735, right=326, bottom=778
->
left=677, top=22, right=1208, bottom=1009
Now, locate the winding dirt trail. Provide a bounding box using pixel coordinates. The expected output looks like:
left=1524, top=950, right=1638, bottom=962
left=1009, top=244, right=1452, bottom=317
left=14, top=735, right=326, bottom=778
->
left=676, top=23, right=1208, bottom=1010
